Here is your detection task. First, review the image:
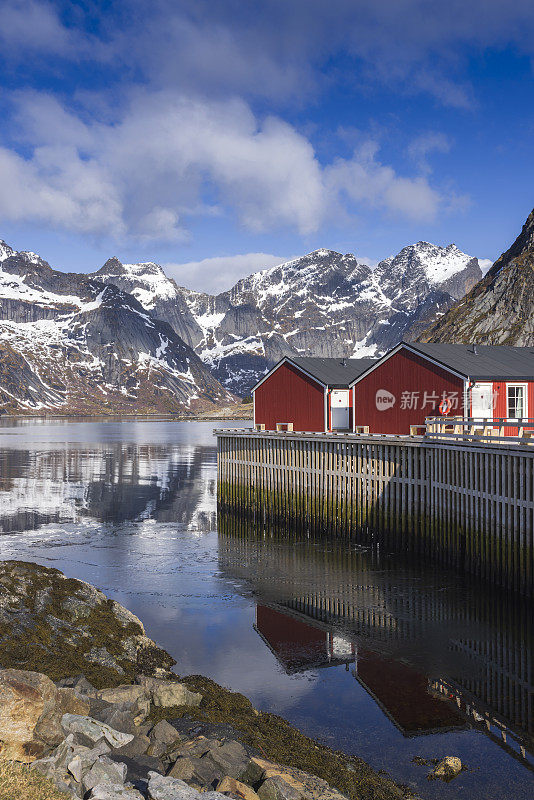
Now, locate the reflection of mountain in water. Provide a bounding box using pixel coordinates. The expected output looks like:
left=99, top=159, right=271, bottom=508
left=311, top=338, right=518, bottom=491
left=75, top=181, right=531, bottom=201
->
left=217, top=518, right=534, bottom=768
left=0, top=443, right=216, bottom=532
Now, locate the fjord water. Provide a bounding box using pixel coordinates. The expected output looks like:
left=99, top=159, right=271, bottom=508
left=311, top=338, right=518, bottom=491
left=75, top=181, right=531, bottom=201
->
left=0, top=418, right=532, bottom=800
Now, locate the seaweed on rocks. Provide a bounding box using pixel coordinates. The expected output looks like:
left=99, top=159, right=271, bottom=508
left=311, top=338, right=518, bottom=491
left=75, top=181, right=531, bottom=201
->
left=0, top=561, right=175, bottom=688
left=149, top=676, right=406, bottom=800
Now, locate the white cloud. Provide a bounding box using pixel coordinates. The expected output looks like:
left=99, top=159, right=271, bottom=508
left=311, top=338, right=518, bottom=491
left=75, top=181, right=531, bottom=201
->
left=0, top=145, right=124, bottom=236
left=3, top=1, right=534, bottom=110
left=326, top=141, right=442, bottom=222
left=0, top=90, right=447, bottom=243
left=0, top=0, right=74, bottom=55
left=165, top=253, right=288, bottom=293
left=407, top=132, right=452, bottom=173
left=0, top=0, right=108, bottom=61
left=479, top=258, right=494, bottom=274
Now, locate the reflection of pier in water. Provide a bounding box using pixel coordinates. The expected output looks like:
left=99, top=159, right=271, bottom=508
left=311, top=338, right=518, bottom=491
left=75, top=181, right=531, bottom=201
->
left=218, top=517, right=534, bottom=768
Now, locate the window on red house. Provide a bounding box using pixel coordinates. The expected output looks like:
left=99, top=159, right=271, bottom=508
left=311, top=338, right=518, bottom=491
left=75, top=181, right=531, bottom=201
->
left=507, top=384, right=526, bottom=419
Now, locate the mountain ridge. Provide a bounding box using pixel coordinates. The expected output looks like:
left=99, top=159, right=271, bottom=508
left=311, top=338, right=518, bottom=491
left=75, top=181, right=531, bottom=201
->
left=0, top=243, right=233, bottom=414
left=92, top=242, right=482, bottom=393
left=420, top=208, right=534, bottom=346
left=0, top=236, right=485, bottom=408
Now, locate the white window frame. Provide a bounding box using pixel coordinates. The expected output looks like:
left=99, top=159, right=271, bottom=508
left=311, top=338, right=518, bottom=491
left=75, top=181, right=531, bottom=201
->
left=506, top=383, right=528, bottom=420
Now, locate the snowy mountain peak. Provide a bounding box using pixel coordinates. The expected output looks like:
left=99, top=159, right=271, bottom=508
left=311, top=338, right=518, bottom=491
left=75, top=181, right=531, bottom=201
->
left=0, top=239, right=50, bottom=269
left=97, top=256, right=124, bottom=274
left=0, top=245, right=232, bottom=413
left=374, top=241, right=482, bottom=311
left=20, top=251, right=44, bottom=265
left=0, top=241, right=15, bottom=261
left=0, top=234, right=484, bottom=401
left=94, top=257, right=178, bottom=309
left=310, top=248, right=342, bottom=258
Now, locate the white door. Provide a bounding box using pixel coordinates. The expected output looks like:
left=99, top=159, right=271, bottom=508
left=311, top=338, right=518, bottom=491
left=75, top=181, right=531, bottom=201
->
left=471, top=382, right=493, bottom=420
left=331, top=390, right=349, bottom=429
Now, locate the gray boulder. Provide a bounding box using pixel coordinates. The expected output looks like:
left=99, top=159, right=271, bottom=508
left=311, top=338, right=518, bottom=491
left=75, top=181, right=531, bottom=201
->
left=257, top=775, right=303, bottom=800
left=151, top=720, right=183, bottom=746
left=98, top=685, right=148, bottom=705
left=95, top=706, right=139, bottom=735
left=61, top=714, right=134, bottom=748
left=136, top=676, right=202, bottom=709
left=90, top=784, right=145, bottom=800
left=83, top=756, right=128, bottom=793
left=147, top=772, right=204, bottom=800
left=113, top=734, right=151, bottom=758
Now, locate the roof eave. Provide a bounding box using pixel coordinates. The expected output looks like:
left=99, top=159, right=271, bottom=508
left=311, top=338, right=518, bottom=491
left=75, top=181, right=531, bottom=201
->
left=469, top=375, right=533, bottom=382
left=251, top=356, right=327, bottom=392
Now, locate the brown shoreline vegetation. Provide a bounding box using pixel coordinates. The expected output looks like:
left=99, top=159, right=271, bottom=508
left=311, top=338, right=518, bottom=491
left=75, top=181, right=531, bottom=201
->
left=0, top=561, right=411, bottom=800
left=0, top=403, right=253, bottom=421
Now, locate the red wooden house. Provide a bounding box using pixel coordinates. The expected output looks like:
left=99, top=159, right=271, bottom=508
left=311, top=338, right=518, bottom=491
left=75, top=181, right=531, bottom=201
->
left=351, top=342, right=534, bottom=435
left=252, top=356, right=375, bottom=432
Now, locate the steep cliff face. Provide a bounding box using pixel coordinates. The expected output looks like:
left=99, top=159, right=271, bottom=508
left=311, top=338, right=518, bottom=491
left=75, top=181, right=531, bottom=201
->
left=93, top=258, right=203, bottom=348
left=0, top=244, right=233, bottom=414
left=0, top=245, right=93, bottom=323
left=421, top=209, right=534, bottom=345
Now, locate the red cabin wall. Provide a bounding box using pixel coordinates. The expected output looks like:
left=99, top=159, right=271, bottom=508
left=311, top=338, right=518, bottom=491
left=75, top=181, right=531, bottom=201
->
left=487, top=380, right=534, bottom=433
left=353, top=349, right=464, bottom=434
left=254, top=362, right=325, bottom=432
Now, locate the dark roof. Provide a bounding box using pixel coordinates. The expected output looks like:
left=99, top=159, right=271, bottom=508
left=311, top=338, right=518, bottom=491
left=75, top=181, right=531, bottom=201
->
left=289, top=356, right=377, bottom=387
left=406, top=342, right=534, bottom=380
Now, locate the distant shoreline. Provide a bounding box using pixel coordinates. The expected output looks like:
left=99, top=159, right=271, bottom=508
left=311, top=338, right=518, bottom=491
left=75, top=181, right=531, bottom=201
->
left=0, top=409, right=253, bottom=421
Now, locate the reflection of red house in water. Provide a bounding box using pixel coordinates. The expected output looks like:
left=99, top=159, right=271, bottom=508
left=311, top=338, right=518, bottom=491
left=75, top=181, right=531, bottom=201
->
left=255, top=605, right=354, bottom=673
left=354, top=650, right=464, bottom=736
left=255, top=605, right=464, bottom=736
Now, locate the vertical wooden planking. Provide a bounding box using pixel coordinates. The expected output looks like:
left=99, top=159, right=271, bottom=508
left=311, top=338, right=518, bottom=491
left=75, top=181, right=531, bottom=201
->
left=215, top=431, right=533, bottom=598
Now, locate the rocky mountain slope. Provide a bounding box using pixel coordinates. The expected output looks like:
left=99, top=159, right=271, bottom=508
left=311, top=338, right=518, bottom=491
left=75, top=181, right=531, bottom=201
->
left=0, top=236, right=483, bottom=408
left=95, top=244, right=482, bottom=395
left=0, top=244, right=233, bottom=414
left=94, top=256, right=203, bottom=348
left=421, top=208, right=534, bottom=345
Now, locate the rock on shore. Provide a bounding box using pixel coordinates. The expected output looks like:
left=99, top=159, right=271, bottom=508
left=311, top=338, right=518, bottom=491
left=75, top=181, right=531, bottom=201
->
left=0, top=666, right=359, bottom=800
left=0, top=561, right=175, bottom=687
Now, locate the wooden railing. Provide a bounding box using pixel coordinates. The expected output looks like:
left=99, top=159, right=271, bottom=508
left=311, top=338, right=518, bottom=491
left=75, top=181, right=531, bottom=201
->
left=425, top=417, right=534, bottom=445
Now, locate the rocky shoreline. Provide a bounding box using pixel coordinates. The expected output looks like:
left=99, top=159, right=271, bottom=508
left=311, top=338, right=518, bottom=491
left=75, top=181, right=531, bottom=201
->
left=0, top=561, right=412, bottom=800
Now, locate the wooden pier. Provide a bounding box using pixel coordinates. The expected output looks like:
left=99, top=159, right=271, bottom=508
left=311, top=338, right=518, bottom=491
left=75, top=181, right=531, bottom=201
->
left=215, top=428, right=534, bottom=597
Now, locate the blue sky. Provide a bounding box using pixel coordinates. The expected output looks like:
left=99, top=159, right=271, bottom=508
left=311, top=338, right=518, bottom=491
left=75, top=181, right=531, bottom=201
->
left=0, top=0, right=533, bottom=292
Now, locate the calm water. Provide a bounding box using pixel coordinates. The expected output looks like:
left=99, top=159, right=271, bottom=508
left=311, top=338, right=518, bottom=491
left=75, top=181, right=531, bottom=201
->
left=0, top=417, right=532, bottom=800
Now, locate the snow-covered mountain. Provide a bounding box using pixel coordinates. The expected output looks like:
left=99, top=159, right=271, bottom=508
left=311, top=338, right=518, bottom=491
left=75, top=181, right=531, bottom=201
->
left=94, top=243, right=481, bottom=394
left=93, top=258, right=203, bottom=349
left=0, top=237, right=483, bottom=406
left=0, top=243, right=233, bottom=413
